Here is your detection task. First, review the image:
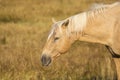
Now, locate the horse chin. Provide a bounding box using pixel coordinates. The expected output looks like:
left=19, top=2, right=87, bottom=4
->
left=52, top=52, right=61, bottom=59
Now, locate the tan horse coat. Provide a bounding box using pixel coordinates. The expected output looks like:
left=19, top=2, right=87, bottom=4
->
left=41, top=2, right=120, bottom=79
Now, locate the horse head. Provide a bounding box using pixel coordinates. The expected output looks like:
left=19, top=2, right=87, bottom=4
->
left=41, top=19, right=73, bottom=66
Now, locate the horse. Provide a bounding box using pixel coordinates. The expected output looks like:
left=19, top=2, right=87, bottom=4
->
left=41, top=2, right=120, bottom=79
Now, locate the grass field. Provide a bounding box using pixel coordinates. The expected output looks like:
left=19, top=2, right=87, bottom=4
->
left=0, top=0, right=118, bottom=80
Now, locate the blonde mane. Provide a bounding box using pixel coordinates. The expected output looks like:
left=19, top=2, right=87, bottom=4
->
left=88, top=2, right=120, bottom=16
left=90, top=2, right=120, bottom=10
left=66, top=2, right=120, bottom=36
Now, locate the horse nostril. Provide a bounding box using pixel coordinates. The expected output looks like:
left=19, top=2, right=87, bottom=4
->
left=41, top=54, right=51, bottom=66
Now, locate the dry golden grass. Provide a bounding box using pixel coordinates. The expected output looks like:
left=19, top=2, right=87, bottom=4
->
left=0, top=0, right=118, bottom=80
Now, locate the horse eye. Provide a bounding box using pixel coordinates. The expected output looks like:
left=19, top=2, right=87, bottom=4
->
left=54, top=37, right=59, bottom=41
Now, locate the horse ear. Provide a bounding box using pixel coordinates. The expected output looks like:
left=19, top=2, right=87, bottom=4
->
left=52, top=18, right=56, bottom=23
left=62, top=19, right=69, bottom=29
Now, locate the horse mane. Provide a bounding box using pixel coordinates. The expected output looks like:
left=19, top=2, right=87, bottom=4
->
left=89, top=3, right=108, bottom=10
left=87, top=2, right=120, bottom=20
left=89, top=2, right=120, bottom=10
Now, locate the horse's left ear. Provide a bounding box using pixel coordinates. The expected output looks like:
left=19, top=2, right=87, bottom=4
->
left=62, top=19, right=69, bottom=29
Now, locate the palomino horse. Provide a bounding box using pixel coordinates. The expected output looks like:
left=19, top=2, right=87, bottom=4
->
left=41, top=2, right=120, bottom=79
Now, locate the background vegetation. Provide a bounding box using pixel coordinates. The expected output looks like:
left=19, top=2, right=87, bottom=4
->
left=0, top=0, right=118, bottom=80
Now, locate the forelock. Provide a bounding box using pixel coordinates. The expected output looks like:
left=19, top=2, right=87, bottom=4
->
left=47, top=21, right=64, bottom=40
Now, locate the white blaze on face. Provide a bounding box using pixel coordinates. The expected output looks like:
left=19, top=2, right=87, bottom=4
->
left=47, top=26, right=55, bottom=41
left=72, top=12, right=87, bottom=32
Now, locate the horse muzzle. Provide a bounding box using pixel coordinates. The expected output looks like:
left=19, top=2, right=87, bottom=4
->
left=41, top=54, right=51, bottom=66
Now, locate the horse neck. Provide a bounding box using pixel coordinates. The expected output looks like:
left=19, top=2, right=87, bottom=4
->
left=77, top=8, right=114, bottom=45
left=68, top=3, right=119, bottom=45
